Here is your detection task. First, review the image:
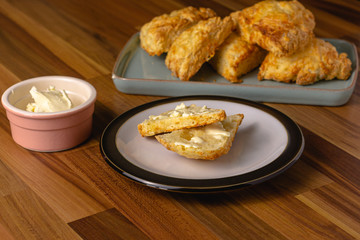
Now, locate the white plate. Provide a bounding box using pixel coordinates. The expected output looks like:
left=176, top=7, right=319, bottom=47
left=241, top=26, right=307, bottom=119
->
left=100, top=96, right=304, bottom=192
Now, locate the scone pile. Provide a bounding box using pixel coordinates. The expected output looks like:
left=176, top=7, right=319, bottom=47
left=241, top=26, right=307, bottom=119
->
left=138, top=103, right=244, bottom=160
left=140, top=1, right=352, bottom=85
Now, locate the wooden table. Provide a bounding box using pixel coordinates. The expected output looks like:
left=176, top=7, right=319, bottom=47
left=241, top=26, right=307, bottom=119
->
left=0, top=0, right=359, bottom=239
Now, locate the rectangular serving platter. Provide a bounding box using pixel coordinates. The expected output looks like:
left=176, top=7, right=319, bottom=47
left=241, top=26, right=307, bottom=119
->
left=112, top=33, right=358, bottom=106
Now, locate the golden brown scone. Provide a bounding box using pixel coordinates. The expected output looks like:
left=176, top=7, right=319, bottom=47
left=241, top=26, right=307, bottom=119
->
left=231, top=0, right=315, bottom=57
left=138, top=103, right=226, bottom=137
left=140, top=6, right=216, bottom=56
left=155, top=114, right=244, bottom=160
left=165, top=16, right=234, bottom=81
left=258, top=38, right=352, bottom=85
left=209, top=32, right=267, bottom=83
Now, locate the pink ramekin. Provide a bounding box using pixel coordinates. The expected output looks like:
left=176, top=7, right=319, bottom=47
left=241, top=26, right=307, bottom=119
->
left=1, top=76, right=97, bottom=152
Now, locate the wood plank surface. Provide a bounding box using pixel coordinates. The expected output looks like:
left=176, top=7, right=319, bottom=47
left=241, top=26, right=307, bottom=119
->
left=0, top=0, right=359, bottom=239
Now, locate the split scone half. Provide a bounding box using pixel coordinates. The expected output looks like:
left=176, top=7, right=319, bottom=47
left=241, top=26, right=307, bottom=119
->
left=209, top=32, right=267, bottom=83
left=155, top=114, right=244, bottom=160
left=165, top=16, right=234, bottom=81
left=231, top=0, right=315, bottom=57
left=140, top=6, right=216, bottom=56
left=258, top=38, right=352, bottom=85
left=138, top=103, right=226, bottom=137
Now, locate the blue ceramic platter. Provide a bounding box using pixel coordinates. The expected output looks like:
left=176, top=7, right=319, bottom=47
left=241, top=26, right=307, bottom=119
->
left=112, top=33, right=358, bottom=106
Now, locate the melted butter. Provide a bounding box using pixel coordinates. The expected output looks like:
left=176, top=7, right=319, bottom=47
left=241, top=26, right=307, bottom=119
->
left=190, top=136, right=204, bottom=144
left=173, top=122, right=230, bottom=149
left=170, top=111, right=181, bottom=117
left=175, top=137, right=203, bottom=149
left=204, top=122, right=230, bottom=138
left=175, top=141, right=198, bottom=148
left=149, top=103, right=210, bottom=120
left=149, top=115, right=167, bottom=120
left=175, top=102, right=186, bottom=110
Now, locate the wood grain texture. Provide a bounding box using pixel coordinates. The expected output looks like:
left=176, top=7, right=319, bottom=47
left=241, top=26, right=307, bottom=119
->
left=61, top=146, right=219, bottom=239
left=69, top=208, right=150, bottom=240
left=0, top=159, right=81, bottom=239
left=0, top=0, right=359, bottom=239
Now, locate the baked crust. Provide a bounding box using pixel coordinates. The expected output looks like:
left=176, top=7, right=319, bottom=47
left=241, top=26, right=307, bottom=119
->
left=258, top=38, right=352, bottom=85
left=155, top=114, right=244, bottom=160
left=140, top=6, right=216, bottom=56
left=138, top=103, right=226, bottom=137
left=165, top=16, right=234, bottom=81
left=209, top=32, right=267, bottom=82
left=231, top=0, right=315, bottom=57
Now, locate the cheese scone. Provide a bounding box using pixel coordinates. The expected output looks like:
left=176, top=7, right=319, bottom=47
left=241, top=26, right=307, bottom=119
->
left=209, top=32, right=267, bottom=83
left=140, top=6, right=216, bottom=56
left=258, top=38, right=352, bottom=85
left=138, top=103, right=226, bottom=137
left=231, top=0, right=315, bottom=57
left=165, top=16, right=234, bottom=81
left=155, top=114, right=244, bottom=160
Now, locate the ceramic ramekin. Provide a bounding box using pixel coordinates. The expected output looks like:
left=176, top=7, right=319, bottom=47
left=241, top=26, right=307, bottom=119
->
left=1, top=76, right=97, bottom=152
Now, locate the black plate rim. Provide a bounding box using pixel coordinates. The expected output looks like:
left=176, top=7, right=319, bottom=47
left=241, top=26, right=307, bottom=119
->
left=100, top=95, right=304, bottom=193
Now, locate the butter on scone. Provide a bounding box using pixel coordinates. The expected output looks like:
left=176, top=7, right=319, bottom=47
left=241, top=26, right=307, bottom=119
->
left=155, top=114, right=244, bottom=160
left=138, top=103, right=226, bottom=137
